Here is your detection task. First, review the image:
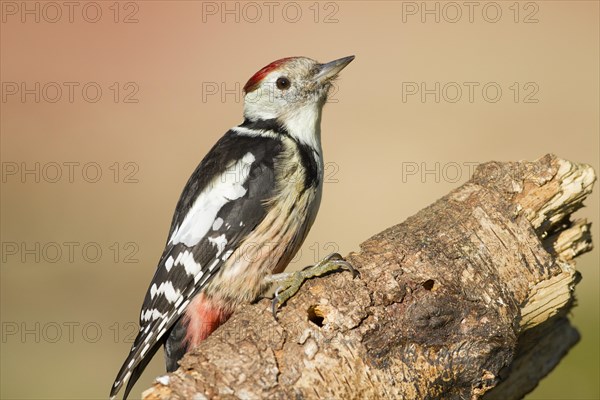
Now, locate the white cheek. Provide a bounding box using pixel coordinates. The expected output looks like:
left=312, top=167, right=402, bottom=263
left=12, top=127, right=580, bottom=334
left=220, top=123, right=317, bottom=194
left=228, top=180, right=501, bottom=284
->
left=280, top=87, right=304, bottom=105
left=244, top=85, right=287, bottom=120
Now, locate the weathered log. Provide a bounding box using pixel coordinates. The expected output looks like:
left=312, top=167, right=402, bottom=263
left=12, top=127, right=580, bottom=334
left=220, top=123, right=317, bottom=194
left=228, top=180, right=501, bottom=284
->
left=143, top=154, right=595, bottom=400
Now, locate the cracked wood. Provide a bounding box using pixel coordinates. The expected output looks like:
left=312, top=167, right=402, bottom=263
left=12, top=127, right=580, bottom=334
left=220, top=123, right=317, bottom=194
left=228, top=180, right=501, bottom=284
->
left=143, top=154, right=595, bottom=400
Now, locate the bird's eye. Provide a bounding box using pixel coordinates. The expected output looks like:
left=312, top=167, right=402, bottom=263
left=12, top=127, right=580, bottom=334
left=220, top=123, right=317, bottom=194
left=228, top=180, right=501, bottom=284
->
left=276, top=77, right=291, bottom=90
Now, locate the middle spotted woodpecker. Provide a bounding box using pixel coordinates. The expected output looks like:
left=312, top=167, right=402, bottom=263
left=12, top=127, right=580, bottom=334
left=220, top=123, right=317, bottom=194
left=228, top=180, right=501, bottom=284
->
left=110, top=55, right=355, bottom=399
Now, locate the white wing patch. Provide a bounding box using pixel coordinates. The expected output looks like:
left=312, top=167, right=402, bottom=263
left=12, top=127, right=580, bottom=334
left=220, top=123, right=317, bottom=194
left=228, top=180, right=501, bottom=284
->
left=222, top=248, right=234, bottom=261
left=150, top=281, right=180, bottom=303
left=174, top=251, right=184, bottom=265
left=164, top=256, right=174, bottom=271
left=168, top=152, right=256, bottom=247
left=232, top=125, right=278, bottom=138
left=178, top=250, right=202, bottom=277
left=141, top=343, right=150, bottom=357
left=208, top=234, right=228, bottom=257
left=208, top=259, right=219, bottom=271
left=212, top=217, right=224, bottom=230
left=141, top=308, right=164, bottom=322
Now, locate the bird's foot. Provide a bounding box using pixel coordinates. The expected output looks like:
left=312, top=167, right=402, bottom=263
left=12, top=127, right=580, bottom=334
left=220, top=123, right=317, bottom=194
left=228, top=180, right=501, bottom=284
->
left=265, top=253, right=359, bottom=319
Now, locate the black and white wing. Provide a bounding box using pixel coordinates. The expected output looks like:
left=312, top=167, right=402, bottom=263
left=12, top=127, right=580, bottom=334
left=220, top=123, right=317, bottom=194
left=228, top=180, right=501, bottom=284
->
left=110, top=130, right=283, bottom=399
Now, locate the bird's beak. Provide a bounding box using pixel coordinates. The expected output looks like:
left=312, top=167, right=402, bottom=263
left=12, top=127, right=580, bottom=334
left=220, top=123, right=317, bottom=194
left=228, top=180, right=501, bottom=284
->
left=314, top=55, right=355, bottom=83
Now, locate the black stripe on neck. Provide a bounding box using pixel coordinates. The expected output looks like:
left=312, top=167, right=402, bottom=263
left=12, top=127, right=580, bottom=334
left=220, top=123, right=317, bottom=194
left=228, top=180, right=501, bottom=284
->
left=296, top=142, right=320, bottom=188
left=240, top=117, right=320, bottom=188
left=240, top=118, right=288, bottom=135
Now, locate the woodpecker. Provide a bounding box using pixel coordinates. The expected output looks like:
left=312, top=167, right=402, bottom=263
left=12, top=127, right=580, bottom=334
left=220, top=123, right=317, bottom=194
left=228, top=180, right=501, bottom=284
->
left=110, top=55, right=354, bottom=399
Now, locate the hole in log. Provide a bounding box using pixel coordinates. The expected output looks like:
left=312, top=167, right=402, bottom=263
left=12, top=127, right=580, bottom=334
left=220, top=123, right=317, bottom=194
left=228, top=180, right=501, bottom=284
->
left=422, top=279, right=435, bottom=291
left=307, top=305, right=325, bottom=327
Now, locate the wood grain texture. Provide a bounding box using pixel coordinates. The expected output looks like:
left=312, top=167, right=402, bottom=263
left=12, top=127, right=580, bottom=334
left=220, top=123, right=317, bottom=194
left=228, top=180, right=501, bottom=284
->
left=143, top=154, right=595, bottom=400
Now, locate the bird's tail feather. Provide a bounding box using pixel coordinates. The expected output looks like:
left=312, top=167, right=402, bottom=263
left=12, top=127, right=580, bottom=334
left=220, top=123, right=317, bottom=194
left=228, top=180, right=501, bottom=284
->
left=110, top=331, right=162, bottom=399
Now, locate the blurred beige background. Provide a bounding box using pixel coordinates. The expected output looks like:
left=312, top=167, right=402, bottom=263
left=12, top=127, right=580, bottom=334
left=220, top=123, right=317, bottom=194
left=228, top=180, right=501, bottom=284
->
left=1, top=1, right=598, bottom=399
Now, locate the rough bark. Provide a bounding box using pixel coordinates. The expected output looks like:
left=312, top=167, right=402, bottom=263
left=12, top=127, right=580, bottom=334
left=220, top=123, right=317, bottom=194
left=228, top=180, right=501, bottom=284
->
left=143, top=154, right=595, bottom=400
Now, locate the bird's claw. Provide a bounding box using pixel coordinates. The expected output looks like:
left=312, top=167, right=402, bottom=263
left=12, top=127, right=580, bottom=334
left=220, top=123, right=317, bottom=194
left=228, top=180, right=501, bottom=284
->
left=268, top=253, right=359, bottom=319
left=271, top=286, right=283, bottom=318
